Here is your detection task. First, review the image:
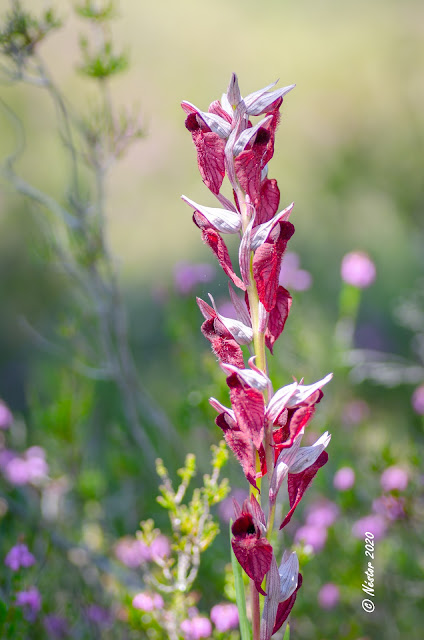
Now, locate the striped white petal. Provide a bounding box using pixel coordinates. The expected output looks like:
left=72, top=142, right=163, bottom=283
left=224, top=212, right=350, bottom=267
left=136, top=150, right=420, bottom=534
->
left=221, top=363, right=270, bottom=391
left=278, top=551, right=299, bottom=602
left=285, top=373, right=333, bottom=408
left=181, top=196, right=241, bottom=234
left=246, top=84, right=296, bottom=116
left=209, top=294, right=253, bottom=345
left=233, top=116, right=272, bottom=156
left=266, top=382, right=299, bottom=423
left=251, top=202, right=294, bottom=250
left=288, top=432, right=331, bottom=474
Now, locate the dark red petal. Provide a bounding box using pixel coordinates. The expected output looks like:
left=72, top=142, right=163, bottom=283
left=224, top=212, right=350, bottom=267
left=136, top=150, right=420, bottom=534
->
left=231, top=512, right=256, bottom=537
left=272, top=573, right=303, bottom=635
left=252, top=222, right=295, bottom=312
left=265, top=286, right=292, bottom=353
left=217, top=414, right=258, bottom=490
left=261, top=108, right=281, bottom=168
left=280, top=452, right=329, bottom=529
left=231, top=535, right=273, bottom=595
left=189, top=128, right=226, bottom=194
left=234, top=146, right=264, bottom=205
left=201, top=319, right=245, bottom=367
left=273, top=405, right=315, bottom=462
left=227, top=373, right=265, bottom=449
left=256, top=178, right=280, bottom=226
left=196, top=223, right=246, bottom=291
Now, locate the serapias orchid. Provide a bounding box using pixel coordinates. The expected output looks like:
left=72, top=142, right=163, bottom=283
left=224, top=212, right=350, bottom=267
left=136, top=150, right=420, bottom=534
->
left=182, top=74, right=332, bottom=640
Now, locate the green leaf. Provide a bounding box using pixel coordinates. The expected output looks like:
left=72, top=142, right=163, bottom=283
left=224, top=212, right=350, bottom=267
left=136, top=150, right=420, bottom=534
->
left=282, top=622, right=290, bottom=639
left=230, top=521, right=251, bottom=640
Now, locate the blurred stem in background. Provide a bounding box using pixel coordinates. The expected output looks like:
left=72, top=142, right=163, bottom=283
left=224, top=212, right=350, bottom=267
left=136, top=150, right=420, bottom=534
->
left=0, top=0, right=180, bottom=471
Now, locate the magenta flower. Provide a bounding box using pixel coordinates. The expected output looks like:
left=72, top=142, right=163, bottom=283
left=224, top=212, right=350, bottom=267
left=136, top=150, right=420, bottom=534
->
left=210, top=603, right=239, bottom=632
left=180, top=616, right=212, bottom=639
left=333, top=466, right=355, bottom=491
left=318, top=583, right=340, bottom=609
left=340, top=251, right=376, bottom=288
left=380, top=466, right=408, bottom=492
left=231, top=495, right=273, bottom=595
left=412, top=384, right=424, bottom=415
left=182, top=74, right=332, bottom=640
left=5, top=543, right=36, bottom=571
left=352, top=514, right=387, bottom=541
left=0, top=401, right=13, bottom=429
left=16, top=586, right=42, bottom=621
left=132, top=592, right=164, bottom=612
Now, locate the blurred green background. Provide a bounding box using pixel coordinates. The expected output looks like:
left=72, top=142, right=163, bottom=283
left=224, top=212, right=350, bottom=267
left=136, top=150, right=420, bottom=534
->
left=0, top=0, right=423, bottom=639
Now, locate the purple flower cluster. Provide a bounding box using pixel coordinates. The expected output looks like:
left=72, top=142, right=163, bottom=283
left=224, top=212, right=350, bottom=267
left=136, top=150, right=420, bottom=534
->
left=16, top=586, right=42, bottom=621
left=5, top=543, right=36, bottom=571
left=210, top=603, right=239, bottom=632
left=341, top=251, right=376, bottom=289
left=180, top=615, right=212, bottom=639
left=0, top=401, right=13, bottom=430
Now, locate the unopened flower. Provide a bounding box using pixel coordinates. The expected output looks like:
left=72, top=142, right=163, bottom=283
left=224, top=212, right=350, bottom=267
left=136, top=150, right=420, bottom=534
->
left=333, top=467, right=355, bottom=491
left=411, top=384, right=424, bottom=415
left=352, top=515, right=387, bottom=541
left=180, top=615, right=212, bottom=639
left=318, top=583, right=340, bottom=609
left=210, top=602, right=239, bottom=632
left=5, top=543, right=36, bottom=571
left=340, top=251, right=376, bottom=288
left=380, top=466, right=408, bottom=492
left=16, top=587, right=42, bottom=621
left=0, top=401, right=12, bottom=429
left=132, top=592, right=164, bottom=612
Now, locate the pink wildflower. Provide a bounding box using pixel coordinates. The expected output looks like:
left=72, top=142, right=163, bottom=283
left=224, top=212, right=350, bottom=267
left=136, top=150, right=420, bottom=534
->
left=180, top=616, right=212, bottom=640
left=132, top=592, right=164, bottom=612
left=114, top=537, right=150, bottom=568
left=333, top=466, right=355, bottom=491
left=210, top=602, right=239, bottom=632
left=341, top=251, right=376, bottom=288
left=318, top=583, right=340, bottom=609
left=295, top=524, right=327, bottom=553
left=352, top=515, right=387, bottom=541
left=279, top=252, right=312, bottom=291
left=380, top=466, right=408, bottom=492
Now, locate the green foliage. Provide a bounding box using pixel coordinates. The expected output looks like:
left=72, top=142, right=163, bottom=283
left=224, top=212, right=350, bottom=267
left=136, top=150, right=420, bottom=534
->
left=78, top=37, right=128, bottom=79
left=0, top=2, right=61, bottom=60
left=75, top=1, right=117, bottom=22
